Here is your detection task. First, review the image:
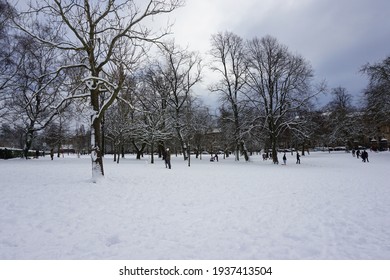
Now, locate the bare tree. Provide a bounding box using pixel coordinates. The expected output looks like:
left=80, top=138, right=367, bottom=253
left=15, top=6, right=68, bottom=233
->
left=156, top=41, right=202, bottom=160
left=135, top=83, right=173, bottom=164
left=141, top=65, right=173, bottom=158
left=105, top=99, right=133, bottom=163
left=246, top=35, right=320, bottom=164
left=327, top=86, right=353, bottom=110
left=361, top=57, right=390, bottom=125
left=0, top=0, right=13, bottom=33
left=209, top=31, right=250, bottom=161
left=14, top=0, right=183, bottom=180
left=0, top=0, right=17, bottom=118
left=6, top=25, right=67, bottom=158
left=189, top=104, right=213, bottom=158
left=323, top=87, right=361, bottom=149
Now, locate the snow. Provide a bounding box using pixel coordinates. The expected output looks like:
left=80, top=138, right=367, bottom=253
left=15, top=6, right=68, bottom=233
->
left=0, top=151, right=389, bottom=260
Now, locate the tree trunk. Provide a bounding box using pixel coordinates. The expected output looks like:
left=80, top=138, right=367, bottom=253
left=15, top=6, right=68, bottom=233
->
left=90, top=91, right=104, bottom=182
left=151, top=142, right=155, bottom=164
left=234, top=109, right=240, bottom=162
left=235, top=143, right=240, bottom=161
left=57, top=142, right=61, bottom=158
left=240, top=141, right=249, bottom=161
left=91, top=120, right=104, bottom=181
left=133, top=141, right=146, bottom=160
left=101, top=115, right=105, bottom=156
left=271, top=134, right=279, bottom=164
left=23, top=127, right=34, bottom=159
left=158, top=141, right=164, bottom=158
left=176, top=128, right=188, bottom=160
left=182, top=144, right=188, bottom=160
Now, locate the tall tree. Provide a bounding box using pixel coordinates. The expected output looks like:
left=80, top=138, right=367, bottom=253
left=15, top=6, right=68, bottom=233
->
left=156, top=41, right=202, bottom=160
left=209, top=31, right=249, bottom=161
left=323, top=87, right=360, bottom=149
left=189, top=104, right=213, bottom=158
left=6, top=25, right=67, bottom=158
left=14, top=0, right=183, bottom=180
left=246, top=35, right=320, bottom=164
left=142, top=65, right=174, bottom=158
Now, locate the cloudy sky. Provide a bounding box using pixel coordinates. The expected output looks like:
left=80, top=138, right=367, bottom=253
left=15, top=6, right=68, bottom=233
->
left=15, top=0, right=390, bottom=109
left=169, top=0, right=390, bottom=108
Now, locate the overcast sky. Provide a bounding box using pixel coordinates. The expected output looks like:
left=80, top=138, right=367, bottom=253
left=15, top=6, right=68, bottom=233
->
left=169, top=0, right=390, bottom=108
left=15, top=0, right=390, bottom=109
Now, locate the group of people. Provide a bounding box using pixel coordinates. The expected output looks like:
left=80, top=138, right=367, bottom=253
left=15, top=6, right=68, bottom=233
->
left=210, top=153, right=219, bottom=162
left=352, top=149, right=369, bottom=162
left=282, top=152, right=301, bottom=165
left=164, top=147, right=371, bottom=169
left=163, top=148, right=221, bottom=169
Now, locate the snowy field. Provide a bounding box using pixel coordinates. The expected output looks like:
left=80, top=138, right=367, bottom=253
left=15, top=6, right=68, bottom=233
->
left=0, top=151, right=389, bottom=260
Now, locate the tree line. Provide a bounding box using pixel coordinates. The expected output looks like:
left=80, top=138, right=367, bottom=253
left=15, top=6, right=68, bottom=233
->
left=1, top=1, right=389, bottom=180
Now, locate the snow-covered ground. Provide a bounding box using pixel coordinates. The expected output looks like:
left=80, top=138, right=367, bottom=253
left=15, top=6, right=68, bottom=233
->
left=0, top=151, right=389, bottom=260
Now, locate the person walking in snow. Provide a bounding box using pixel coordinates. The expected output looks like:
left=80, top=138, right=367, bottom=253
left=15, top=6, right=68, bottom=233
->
left=361, top=150, right=366, bottom=162
left=356, top=149, right=360, bottom=159
left=283, top=153, right=287, bottom=165
left=362, top=150, right=369, bottom=162
left=296, top=152, right=301, bottom=164
left=165, top=148, right=171, bottom=169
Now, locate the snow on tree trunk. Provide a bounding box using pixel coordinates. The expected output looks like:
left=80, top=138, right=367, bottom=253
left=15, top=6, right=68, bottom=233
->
left=176, top=127, right=188, bottom=161
left=90, top=127, right=104, bottom=182
left=235, top=144, right=240, bottom=161
left=116, top=149, right=120, bottom=164
left=240, top=141, right=249, bottom=161
left=23, top=128, right=34, bottom=159
left=90, top=110, right=104, bottom=182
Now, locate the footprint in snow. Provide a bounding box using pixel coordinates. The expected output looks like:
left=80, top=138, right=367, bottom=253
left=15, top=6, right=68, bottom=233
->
left=105, top=235, right=121, bottom=247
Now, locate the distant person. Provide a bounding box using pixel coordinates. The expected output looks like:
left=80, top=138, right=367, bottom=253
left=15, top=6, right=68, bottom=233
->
left=214, top=153, right=219, bottom=162
left=50, top=148, right=54, bottom=160
left=362, top=150, right=369, bottom=163
left=296, top=152, right=301, bottom=164
left=165, top=148, right=171, bottom=169
left=356, top=150, right=360, bottom=159
left=283, top=153, right=287, bottom=165
left=361, top=150, right=366, bottom=162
